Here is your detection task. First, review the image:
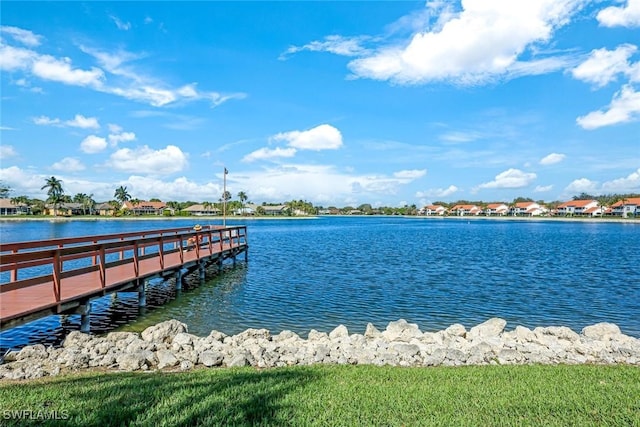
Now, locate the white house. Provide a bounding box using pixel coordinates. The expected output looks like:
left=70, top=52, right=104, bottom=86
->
left=449, top=204, right=482, bottom=216
left=420, top=205, right=447, bottom=216
left=485, top=203, right=509, bottom=216
left=183, top=204, right=221, bottom=216
left=511, top=202, right=547, bottom=216
left=610, top=197, right=640, bottom=217
left=556, top=199, right=599, bottom=216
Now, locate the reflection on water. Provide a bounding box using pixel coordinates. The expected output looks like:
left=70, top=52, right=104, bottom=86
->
left=2, top=216, right=640, bottom=354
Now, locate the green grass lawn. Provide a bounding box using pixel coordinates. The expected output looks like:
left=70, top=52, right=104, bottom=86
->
left=0, top=364, right=638, bottom=426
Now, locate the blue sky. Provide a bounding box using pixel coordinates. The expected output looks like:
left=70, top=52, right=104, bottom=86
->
left=1, top=1, right=639, bottom=207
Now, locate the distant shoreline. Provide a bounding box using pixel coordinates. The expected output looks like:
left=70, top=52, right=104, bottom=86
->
left=407, top=215, right=640, bottom=224
left=0, top=215, right=319, bottom=222
left=0, top=215, right=637, bottom=224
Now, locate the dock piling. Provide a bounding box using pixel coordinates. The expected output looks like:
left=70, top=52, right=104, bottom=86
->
left=79, top=303, right=91, bottom=333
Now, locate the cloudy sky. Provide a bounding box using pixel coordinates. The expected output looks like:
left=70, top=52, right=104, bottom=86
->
left=1, top=1, right=639, bottom=207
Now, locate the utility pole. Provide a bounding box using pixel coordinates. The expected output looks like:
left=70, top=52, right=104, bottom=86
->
left=223, top=167, right=228, bottom=227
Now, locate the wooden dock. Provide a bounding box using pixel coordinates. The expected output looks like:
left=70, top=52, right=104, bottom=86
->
left=0, top=225, right=248, bottom=330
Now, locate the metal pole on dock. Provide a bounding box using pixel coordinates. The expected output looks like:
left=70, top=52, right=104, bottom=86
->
left=223, top=167, right=228, bottom=227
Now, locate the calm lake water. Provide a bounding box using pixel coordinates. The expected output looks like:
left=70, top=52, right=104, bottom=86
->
left=1, top=216, right=639, bottom=352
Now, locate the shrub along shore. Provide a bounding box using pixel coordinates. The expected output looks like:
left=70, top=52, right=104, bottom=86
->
left=0, top=318, right=639, bottom=425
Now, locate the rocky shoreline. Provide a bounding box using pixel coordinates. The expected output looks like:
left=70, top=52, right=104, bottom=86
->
left=1, top=318, right=639, bottom=381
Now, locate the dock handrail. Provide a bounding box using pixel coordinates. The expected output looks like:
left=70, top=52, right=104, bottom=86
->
left=0, top=225, right=248, bottom=303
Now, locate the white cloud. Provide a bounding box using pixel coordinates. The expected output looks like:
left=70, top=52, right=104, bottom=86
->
left=0, top=26, right=42, bottom=47
left=0, top=145, right=17, bottom=159
left=33, top=114, right=100, bottom=129
left=65, top=114, right=100, bottom=129
left=79, top=45, right=247, bottom=107
left=51, top=157, right=85, bottom=172
left=534, top=184, right=553, bottom=192
left=105, top=145, right=188, bottom=175
left=597, top=0, right=640, bottom=28
left=576, top=84, right=640, bottom=129
left=1, top=29, right=245, bottom=109
left=242, top=147, right=297, bottom=162
left=347, top=0, right=586, bottom=85
left=571, top=44, right=638, bottom=87
left=80, top=135, right=107, bottom=154
left=539, top=153, right=566, bottom=165
left=31, top=54, right=104, bottom=86
left=0, top=44, right=36, bottom=71
left=439, top=130, right=482, bottom=143
left=33, top=115, right=60, bottom=126
left=110, top=15, right=131, bottom=31
left=478, top=168, right=537, bottom=189
left=564, top=177, right=599, bottom=194
left=280, top=35, right=371, bottom=60
left=601, top=167, right=640, bottom=192
left=415, top=185, right=459, bottom=198
left=108, top=131, right=136, bottom=145
left=108, top=124, right=123, bottom=133
left=272, top=124, right=343, bottom=150
left=393, top=169, right=427, bottom=180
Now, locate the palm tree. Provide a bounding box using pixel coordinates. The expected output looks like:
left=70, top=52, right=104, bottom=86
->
left=114, top=185, right=131, bottom=209
left=237, top=191, right=248, bottom=216
left=73, top=193, right=95, bottom=215
left=129, top=198, right=141, bottom=216
left=41, top=176, right=64, bottom=216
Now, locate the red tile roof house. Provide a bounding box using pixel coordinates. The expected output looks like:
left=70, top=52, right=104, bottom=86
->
left=419, top=205, right=448, bottom=216
left=510, top=202, right=547, bottom=217
left=449, top=204, right=482, bottom=216
left=610, top=197, right=640, bottom=217
left=556, top=199, right=600, bottom=217
left=122, top=201, right=174, bottom=216
left=484, top=203, right=509, bottom=216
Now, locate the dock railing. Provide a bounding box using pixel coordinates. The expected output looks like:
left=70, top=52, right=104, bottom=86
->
left=0, top=225, right=248, bottom=306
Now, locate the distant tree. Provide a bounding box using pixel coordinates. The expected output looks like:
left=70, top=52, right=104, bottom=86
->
left=513, top=196, right=534, bottom=203
left=238, top=191, right=248, bottom=215
left=114, top=186, right=131, bottom=206
left=0, top=182, right=11, bottom=198
left=41, top=176, right=64, bottom=216
left=73, top=193, right=95, bottom=215
left=149, top=198, right=161, bottom=202
left=573, top=192, right=595, bottom=201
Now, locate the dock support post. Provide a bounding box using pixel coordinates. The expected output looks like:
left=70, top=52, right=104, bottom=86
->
left=138, top=280, right=146, bottom=308
left=199, top=261, right=205, bottom=284
left=244, top=248, right=248, bottom=262
left=218, top=257, right=223, bottom=272
left=233, top=253, right=237, bottom=266
left=175, top=270, right=183, bottom=292
left=79, top=302, right=91, bottom=333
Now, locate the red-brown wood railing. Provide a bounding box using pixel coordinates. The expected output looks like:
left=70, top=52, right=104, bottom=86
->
left=0, top=225, right=247, bottom=304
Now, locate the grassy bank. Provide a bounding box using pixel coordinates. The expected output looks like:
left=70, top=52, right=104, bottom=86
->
left=0, top=364, right=638, bottom=426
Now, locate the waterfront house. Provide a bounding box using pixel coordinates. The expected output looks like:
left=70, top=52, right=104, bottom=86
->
left=0, top=198, right=30, bottom=215
left=449, top=204, right=482, bottom=216
left=183, top=204, right=221, bottom=216
left=122, top=201, right=173, bottom=216
left=45, top=202, right=85, bottom=216
left=485, top=203, right=509, bottom=216
left=610, top=197, right=640, bottom=217
left=556, top=199, right=599, bottom=216
left=260, top=204, right=288, bottom=216
left=420, top=205, right=448, bottom=216
left=510, top=202, right=547, bottom=216
left=95, top=202, right=115, bottom=216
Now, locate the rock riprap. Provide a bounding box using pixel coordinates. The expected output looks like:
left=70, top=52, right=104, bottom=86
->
left=1, top=318, right=639, bottom=380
